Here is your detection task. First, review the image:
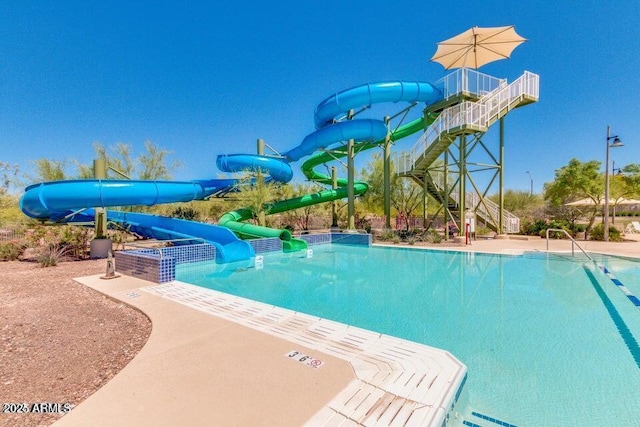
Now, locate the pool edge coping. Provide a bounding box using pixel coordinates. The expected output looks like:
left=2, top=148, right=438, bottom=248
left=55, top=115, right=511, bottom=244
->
left=144, top=280, right=468, bottom=426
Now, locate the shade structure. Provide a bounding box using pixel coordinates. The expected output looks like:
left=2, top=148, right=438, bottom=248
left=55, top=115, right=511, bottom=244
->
left=565, top=197, right=640, bottom=206
left=431, top=25, right=527, bottom=70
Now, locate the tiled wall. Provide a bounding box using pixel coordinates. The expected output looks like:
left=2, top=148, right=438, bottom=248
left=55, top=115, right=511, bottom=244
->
left=115, top=235, right=370, bottom=283
left=248, top=237, right=283, bottom=254
left=115, top=244, right=216, bottom=283
left=299, top=233, right=331, bottom=246
left=158, top=244, right=216, bottom=264
left=331, top=232, right=372, bottom=246
left=115, top=251, right=164, bottom=283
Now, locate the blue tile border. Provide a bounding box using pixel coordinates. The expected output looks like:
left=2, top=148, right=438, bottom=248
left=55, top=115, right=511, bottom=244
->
left=330, top=232, right=372, bottom=246
left=598, top=264, right=640, bottom=309
left=248, top=237, right=283, bottom=254
left=115, top=244, right=216, bottom=283
left=114, top=235, right=372, bottom=283
left=470, top=411, right=518, bottom=427
left=584, top=265, right=640, bottom=369
left=299, top=233, right=332, bottom=246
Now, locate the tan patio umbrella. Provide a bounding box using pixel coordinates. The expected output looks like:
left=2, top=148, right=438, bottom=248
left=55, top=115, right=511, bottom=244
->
left=565, top=197, right=640, bottom=206
left=564, top=198, right=601, bottom=207
left=431, top=25, right=527, bottom=70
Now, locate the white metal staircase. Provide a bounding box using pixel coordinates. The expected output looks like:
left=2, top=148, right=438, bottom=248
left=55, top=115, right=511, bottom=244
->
left=396, top=70, right=540, bottom=233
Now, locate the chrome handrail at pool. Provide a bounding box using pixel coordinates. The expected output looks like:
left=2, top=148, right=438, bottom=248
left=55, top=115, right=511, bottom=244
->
left=545, top=228, right=594, bottom=262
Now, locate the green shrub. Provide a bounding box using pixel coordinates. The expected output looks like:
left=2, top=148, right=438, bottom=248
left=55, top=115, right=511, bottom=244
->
left=392, top=235, right=401, bottom=244
left=379, top=228, right=396, bottom=241
left=521, top=219, right=548, bottom=236
left=169, top=206, right=201, bottom=221
left=37, top=244, right=69, bottom=267
left=589, top=224, right=623, bottom=241
left=423, top=229, right=442, bottom=244
left=355, top=216, right=372, bottom=234
left=475, top=226, right=492, bottom=235
left=0, top=240, right=26, bottom=261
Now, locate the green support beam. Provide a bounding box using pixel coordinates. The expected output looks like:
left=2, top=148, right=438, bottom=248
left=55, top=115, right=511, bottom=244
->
left=383, top=115, right=391, bottom=229
left=93, top=159, right=107, bottom=238
left=347, top=138, right=355, bottom=230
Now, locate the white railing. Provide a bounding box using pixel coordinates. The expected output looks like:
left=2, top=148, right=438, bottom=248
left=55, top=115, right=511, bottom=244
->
left=397, top=70, right=539, bottom=175
left=430, top=172, right=520, bottom=233
left=393, top=71, right=538, bottom=233
left=390, top=159, right=521, bottom=233
left=466, top=192, right=520, bottom=234
left=397, top=101, right=487, bottom=174
left=435, top=68, right=506, bottom=100
left=394, top=151, right=414, bottom=176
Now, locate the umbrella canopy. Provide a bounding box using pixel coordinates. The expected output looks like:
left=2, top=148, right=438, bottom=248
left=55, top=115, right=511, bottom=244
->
left=431, top=25, right=527, bottom=70
left=565, top=197, right=640, bottom=206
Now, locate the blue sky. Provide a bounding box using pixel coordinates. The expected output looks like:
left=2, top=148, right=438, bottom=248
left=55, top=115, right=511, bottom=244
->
left=1, top=1, right=639, bottom=195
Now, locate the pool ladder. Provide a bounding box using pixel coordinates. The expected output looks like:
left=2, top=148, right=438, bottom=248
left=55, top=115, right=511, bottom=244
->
left=545, top=228, right=594, bottom=262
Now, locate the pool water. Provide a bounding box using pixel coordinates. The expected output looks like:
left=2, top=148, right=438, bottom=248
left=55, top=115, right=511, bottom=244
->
left=176, top=245, right=640, bottom=426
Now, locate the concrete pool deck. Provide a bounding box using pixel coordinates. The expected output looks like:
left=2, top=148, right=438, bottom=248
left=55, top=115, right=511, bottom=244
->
left=56, top=235, right=639, bottom=426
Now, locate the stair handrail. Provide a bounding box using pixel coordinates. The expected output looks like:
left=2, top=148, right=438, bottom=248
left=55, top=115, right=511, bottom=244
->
left=429, top=173, right=520, bottom=233
left=400, top=71, right=539, bottom=175
left=545, top=228, right=594, bottom=262
left=449, top=190, right=519, bottom=234
left=435, top=68, right=506, bottom=100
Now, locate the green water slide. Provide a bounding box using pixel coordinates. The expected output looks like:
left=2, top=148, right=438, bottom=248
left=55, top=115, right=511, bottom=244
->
left=218, top=183, right=369, bottom=252
left=300, top=115, right=434, bottom=184
left=217, top=79, right=443, bottom=252
left=218, top=114, right=436, bottom=252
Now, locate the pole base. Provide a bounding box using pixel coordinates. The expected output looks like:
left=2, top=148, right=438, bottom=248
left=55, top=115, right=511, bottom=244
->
left=90, top=238, right=113, bottom=259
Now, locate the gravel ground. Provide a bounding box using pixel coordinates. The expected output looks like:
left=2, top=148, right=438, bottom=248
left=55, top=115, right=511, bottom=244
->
left=0, top=259, right=152, bottom=427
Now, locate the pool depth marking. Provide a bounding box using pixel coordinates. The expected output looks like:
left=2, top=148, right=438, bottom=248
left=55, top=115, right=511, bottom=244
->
left=285, top=350, right=325, bottom=368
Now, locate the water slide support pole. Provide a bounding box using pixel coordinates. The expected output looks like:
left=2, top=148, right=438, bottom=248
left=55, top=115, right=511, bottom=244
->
left=347, top=138, right=355, bottom=230
left=346, top=109, right=356, bottom=231
left=423, top=178, right=428, bottom=229
left=331, top=166, right=339, bottom=228
left=257, top=138, right=265, bottom=156
left=383, top=115, right=391, bottom=229
left=499, top=118, right=505, bottom=234
left=459, top=135, right=467, bottom=218
left=93, top=159, right=108, bottom=238
left=444, top=151, right=449, bottom=241
left=257, top=138, right=266, bottom=226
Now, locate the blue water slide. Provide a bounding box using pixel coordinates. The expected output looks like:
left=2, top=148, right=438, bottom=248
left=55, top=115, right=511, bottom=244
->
left=20, top=179, right=235, bottom=219
left=19, top=178, right=254, bottom=262
left=216, top=154, right=293, bottom=183
left=284, top=119, right=388, bottom=162
left=20, top=78, right=444, bottom=263
left=215, top=80, right=442, bottom=243
left=104, top=211, right=251, bottom=264
left=313, top=81, right=442, bottom=129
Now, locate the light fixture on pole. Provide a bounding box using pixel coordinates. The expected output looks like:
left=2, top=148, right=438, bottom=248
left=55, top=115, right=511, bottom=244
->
left=526, top=171, right=533, bottom=196
left=604, top=125, right=623, bottom=242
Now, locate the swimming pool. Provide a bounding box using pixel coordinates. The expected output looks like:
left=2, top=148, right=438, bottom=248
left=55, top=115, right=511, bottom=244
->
left=176, top=244, right=640, bottom=426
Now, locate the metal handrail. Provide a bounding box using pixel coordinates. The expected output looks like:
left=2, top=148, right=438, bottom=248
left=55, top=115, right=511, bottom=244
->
left=399, top=71, right=539, bottom=175
left=435, top=68, right=506, bottom=99
left=545, top=228, right=594, bottom=262
left=431, top=172, right=520, bottom=234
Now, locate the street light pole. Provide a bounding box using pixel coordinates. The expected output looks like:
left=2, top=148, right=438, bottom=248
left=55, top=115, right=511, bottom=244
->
left=526, top=171, right=533, bottom=196
left=604, top=125, right=623, bottom=242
